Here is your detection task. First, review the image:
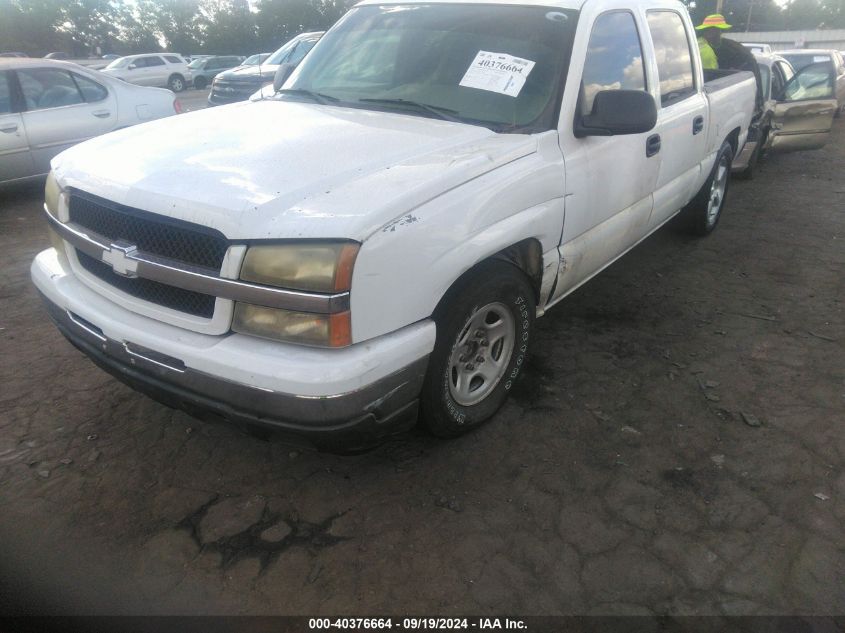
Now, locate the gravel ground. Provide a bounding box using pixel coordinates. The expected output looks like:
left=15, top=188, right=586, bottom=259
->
left=0, top=119, right=843, bottom=616
left=177, top=87, right=211, bottom=112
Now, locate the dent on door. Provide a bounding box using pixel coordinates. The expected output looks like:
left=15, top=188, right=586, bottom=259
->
left=768, top=62, right=837, bottom=152
left=769, top=100, right=837, bottom=151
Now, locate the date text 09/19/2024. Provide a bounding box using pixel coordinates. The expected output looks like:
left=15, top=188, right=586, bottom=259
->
left=308, top=618, right=528, bottom=630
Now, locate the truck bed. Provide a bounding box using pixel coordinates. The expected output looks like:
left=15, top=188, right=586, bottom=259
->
left=702, top=69, right=757, bottom=163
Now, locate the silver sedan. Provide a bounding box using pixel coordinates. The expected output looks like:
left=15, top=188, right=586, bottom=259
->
left=1, top=58, right=182, bottom=185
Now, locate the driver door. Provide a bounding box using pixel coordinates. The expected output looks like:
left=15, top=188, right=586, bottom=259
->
left=767, top=61, right=837, bottom=152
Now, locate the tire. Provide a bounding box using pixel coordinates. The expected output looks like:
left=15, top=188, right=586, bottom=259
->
left=680, top=140, right=733, bottom=236
left=420, top=260, right=535, bottom=438
left=193, top=77, right=207, bottom=90
left=168, top=74, right=185, bottom=92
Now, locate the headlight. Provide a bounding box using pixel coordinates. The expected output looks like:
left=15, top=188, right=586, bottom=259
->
left=235, top=241, right=359, bottom=347
left=45, top=172, right=69, bottom=264
left=240, top=242, right=359, bottom=293
left=232, top=304, right=352, bottom=348
left=45, top=171, right=61, bottom=215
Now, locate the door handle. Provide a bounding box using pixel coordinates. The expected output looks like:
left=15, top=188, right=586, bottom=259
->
left=0, top=124, right=18, bottom=133
left=92, top=110, right=111, bottom=118
left=693, top=115, right=705, bottom=135
left=646, top=134, right=661, bottom=157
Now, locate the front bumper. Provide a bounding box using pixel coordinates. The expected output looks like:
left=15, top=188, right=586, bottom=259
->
left=32, top=248, right=434, bottom=450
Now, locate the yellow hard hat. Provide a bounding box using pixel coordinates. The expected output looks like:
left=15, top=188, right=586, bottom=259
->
left=696, top=14, right=732, bottom=30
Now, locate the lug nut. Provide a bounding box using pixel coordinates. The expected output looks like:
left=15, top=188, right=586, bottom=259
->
left=475, top=329, right=484, bottom=337
left=459, top=355, right=467, bottom=362
left=476, top=355, right=484, bottom=363
left=466, top=363, right=475, bottom=371
left=480, top=339, right=489, bottom=347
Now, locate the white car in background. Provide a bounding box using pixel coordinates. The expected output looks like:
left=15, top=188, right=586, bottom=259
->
left=0, top=58, right=181, bottom=184
left=101, top=53, right=191, bottom=92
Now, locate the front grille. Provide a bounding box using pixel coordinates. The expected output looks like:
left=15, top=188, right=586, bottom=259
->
left=210, top=80, right=263, bottom=104
left=69, top=190, right=228, bottom=270
left=76, top=250, right=217, bottom=318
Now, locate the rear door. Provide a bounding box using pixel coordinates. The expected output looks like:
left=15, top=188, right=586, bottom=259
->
left=643, top=8, right=708, bottom=229
left=0, top=70, right=34, bottom=181
left=768, top=61, right=837, bottom=152
left=141, top=56, right=168, bottom=87
left=16, top=67, right=117, bottom=173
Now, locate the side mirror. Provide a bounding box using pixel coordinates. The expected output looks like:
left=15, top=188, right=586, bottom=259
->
left=128, top=63, right=137, bottom=70
left=575, top=90, right=657, bottom=137
left=273, top=63, right=296, bottom=92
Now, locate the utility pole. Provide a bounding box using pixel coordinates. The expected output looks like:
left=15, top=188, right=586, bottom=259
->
left=745, top=0, right=754, bottom=32
left=716, top=0, right=724, bottom=13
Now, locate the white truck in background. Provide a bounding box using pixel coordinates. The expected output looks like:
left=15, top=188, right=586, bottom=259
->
left=32, top=0, right=833, bottom=450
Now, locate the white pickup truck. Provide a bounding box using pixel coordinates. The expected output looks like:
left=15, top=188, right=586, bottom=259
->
left=32, top=0, right=831, bottom=449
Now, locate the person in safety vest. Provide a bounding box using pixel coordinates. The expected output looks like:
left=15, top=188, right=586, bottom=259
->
left=696, top=14, right=763, bottom=110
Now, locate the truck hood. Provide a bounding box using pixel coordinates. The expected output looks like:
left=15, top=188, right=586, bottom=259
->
left=53, top=100, right=537, bottom=241
left=214, top=64, right=278, bottom=83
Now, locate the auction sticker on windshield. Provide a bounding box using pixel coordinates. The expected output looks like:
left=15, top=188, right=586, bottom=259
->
left=459, top=51, right=536, bottom=97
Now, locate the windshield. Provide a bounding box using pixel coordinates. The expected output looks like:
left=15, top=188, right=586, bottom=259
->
left=105, top=57, right=130, bottom=69
left=188, top=58, right=206, bottom=69
left=285, top=5, right=577, bottom=133
left=782, top=53, right=830, bottom=71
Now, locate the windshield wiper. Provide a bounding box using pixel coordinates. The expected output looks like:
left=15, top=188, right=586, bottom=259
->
left=276, top=88, right=339, bottom=105
left=358, top=98, right=462, bottom=123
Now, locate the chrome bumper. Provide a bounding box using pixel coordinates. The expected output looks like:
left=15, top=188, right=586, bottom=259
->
left=40, top=293, right=427, bottom=450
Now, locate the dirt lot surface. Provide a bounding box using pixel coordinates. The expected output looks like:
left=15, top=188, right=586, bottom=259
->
left=0, top=121, right=843, bottom=617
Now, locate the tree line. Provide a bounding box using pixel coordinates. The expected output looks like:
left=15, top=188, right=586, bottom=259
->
left=686, top=0, right=843, bottom=32
left=1, top=0, right=842, bottom=59
left=0, top=0, right=353, bottom=57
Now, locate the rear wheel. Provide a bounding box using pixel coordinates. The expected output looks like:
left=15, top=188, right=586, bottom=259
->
left=420, top=261, right=535, bottom=438
left=193, top=76, right=207, bottom=90
left=680, top=140, right=733, bottom=236
left=168, top=74, right=185, bottom=92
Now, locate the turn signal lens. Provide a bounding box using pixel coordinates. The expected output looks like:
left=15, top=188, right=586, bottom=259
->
left=232, top=303, right=352, bottom=348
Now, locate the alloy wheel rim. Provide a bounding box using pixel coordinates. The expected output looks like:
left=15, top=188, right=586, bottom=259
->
left=447, top=302, right=515, bottom=407
left=707, top=156, right=729, bottom=225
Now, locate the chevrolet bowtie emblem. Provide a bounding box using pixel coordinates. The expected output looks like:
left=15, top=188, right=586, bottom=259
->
left=102, top=241, right=139, bottom=278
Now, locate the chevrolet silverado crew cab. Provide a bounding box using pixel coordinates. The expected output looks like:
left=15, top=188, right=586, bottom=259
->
left=32, top=0, right=832, bottom=449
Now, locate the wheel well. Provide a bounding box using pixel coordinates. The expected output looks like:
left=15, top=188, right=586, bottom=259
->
left=169, top=73, right=184, bottom=82
left=491, top=239, right=543, bottom=303
left=434, top=239, right=543, bottom=317
left=726, top=127, right=741, bottom=158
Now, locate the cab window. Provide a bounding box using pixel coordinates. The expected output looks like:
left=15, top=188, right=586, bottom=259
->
left=771, top=64, right=784, bottom=100
left=581, top=11, right=646, bottom=115
left=646, top=11, right=696, bottom=106
left=72, top=72, right=108, bottom=102
left=17, top=68, right=84, bottom=110
left=782, top=62, right=834, bottom=101
left=0, top=72, right=12, bottom=114
left=288, top=39, right=318, bottom=66
left=758, top=64, right=771, bottom=101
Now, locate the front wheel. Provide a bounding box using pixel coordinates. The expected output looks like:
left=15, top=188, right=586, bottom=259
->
left=193, top=77, right=207, bottom=90
left=168, top=74, right=185, bottom=92
left=420, top=261, right=535, bottom=438
left=680, top=140, right=733, bottom=236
